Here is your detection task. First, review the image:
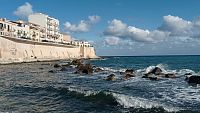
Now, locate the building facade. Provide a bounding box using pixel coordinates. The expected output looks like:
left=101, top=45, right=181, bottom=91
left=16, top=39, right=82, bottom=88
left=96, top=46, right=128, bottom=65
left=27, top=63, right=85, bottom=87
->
left=28, top=13, right=61, bottom=42
left=0, top=13, right=93, bottom=48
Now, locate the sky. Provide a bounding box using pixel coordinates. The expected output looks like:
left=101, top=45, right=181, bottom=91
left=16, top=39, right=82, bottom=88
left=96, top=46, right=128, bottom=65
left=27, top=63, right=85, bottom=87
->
left=1, top=0, right=200, bottom=56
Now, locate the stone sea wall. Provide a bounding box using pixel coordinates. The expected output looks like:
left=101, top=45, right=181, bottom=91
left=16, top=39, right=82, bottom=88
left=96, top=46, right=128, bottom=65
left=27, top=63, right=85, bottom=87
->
left=0, top=36, right=98, bottom=64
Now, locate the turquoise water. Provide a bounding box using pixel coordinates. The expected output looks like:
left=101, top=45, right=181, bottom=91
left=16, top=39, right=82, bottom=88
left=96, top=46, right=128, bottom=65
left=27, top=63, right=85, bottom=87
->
left=0, top=55, right=200, bottom=113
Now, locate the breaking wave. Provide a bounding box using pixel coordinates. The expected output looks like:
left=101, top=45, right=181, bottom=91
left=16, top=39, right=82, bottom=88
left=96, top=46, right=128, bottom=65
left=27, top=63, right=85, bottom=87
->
left=66, top=86, right=181, bottom=112
left=13, top=85, right=181, bottom=112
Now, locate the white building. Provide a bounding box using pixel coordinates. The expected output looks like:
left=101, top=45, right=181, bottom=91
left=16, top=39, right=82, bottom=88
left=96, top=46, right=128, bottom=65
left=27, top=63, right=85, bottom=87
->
left=0, top=18, right=30, bottom=39
left=28, top=13, right=61, bottom=42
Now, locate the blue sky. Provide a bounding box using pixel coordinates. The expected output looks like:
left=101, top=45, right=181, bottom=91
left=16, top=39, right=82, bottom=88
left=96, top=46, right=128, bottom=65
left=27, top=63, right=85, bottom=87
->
left=1, top=0, right=200, bottom=56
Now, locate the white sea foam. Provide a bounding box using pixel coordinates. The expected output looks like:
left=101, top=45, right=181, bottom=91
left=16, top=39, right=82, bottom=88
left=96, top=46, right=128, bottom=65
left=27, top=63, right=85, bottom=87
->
left=172, top=86, right=200, bottom=102
left=178, top=69, right=195, bottom=75
left=101, top=67, right=126, bottom=73
left=112, top=93, right=181, bottom=112
left=68, top=86, right=99, bottom=96
left=67, top=86, right=182, bottom=112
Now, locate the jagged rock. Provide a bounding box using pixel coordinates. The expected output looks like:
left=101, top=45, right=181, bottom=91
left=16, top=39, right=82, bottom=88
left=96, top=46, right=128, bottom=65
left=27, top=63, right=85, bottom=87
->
left=123, top=69, right=135, bottom=80
left=106, top=74, right=116, bottom=81
left=150, top=67, right=162, bottom=75
left=76, top=63, right=93, bottom=74
left=53, top=64, right=61, bottom=68
left=145, top=67, right=163, bottom=76
left=142, top=75, right=149, bottom=78
left=71, top=59, right=83, bottom=66
left=186, top=76, right=200, bottom=84
left=124, top=74, right=135, bottom=80
left=49, top=70, right=56, bottom=73
left=120, top=72, right=124, bottom=75
left=125, top=69, right=134, bottom=74
left=165, top=73, right=176, bottom=78
left=185, top=73, right=192, bottom=76
left=149, top=76, right=159, bottom=81
left=142, top=74, right=159, bottom=80
left=94, top=67, right=103, bottom=72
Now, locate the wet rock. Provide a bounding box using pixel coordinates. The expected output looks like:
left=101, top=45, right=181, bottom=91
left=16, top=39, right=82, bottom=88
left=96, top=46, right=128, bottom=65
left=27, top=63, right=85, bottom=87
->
left=125, top=69, right=134, bottom=74
left=142, top=74, right=159, bottom=80
left=120, top=72, right=124, bottom=75
left=150, top=67, right=163, bottom=75
left=71, top=59, right=83, bottom=66
left=49, top=70, right=56, bottom=73
left=186, top=76, right=200, bottom=84
left=53, top=64, right=61, bottom=68
left=185, top=73, right=192, bottom=76
left=123, top=69, right=135, bottom=80
left=76, top=63, right=94, bottom=74
left=165, top=73, right=176, bottom=78
left=124, top=74, right=135, bottom=80
left=106, top=74, right=116, bottom=81
left=94, top=67, right=103, bottom=72
left=142, top=75, right=149, bottom=78
left=149, top=76, right=159, bottom=81
left=145, top=67, right=164, bottom=76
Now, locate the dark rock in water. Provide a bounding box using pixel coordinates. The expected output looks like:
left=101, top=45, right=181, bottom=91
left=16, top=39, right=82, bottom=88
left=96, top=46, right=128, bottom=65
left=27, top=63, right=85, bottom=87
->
left=185, top=73, right=192, bottom=76
left=150, top=67, right=163, bottom=75
left=186, top=76, right=200, bottom=84
left=123, top=69, right=135, bottom=80
left=145, top=67, right=163, bottom=76
left=120, top=72, right=124, bottom=75
left=144, top=73, right=151, bottom=76
left=165, top=73, right=176, bottom=78
left=39, top=67, right=44, bottom=70
left=60, top=67, right=70, bottom=71
left=142, top=75, right=148, bottom=78
left=71, top=59, right=83, bottom=66
left=149, top=76, right=159, bottom=81
left=142, top=73, right=159, bottom=80
left=125, top=69, right=134, bottom=74
left=124, top=74, right=135, bottom=80
left=106, top=74, right=116, bottom=81
left=49, top=70, right=56, bottom=73
left=54, top=64, right=61, bottom=68
left=76, top=63, right=93, bottom=74
left=94, top=67, right=103, bottom=72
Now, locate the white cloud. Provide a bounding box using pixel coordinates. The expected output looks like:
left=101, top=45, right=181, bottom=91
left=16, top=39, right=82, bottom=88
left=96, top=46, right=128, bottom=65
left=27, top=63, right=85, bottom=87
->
left=88, top=15, right=101, bottom=24
left=104, top=36, right=120, bottom=45
left=159, top=15, right=193, bottom=36
left=104, top=15, right=200, bottom=45
left=64, top=15, right=100, bottom=33
left=104, top=19, right=169, bottom=43
left=64, top=20, right=90, bottom=33
left=14, top=2, right=33, bottom=19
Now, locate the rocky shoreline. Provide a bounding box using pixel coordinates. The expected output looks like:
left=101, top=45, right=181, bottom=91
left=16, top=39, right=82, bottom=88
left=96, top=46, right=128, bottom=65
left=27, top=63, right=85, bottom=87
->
left=49, top=59, right=200, bottom=85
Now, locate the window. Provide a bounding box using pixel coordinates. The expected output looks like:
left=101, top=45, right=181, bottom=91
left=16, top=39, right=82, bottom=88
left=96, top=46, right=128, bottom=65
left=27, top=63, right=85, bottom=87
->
left=0, top=23, right=3, bottom=29
left=3, top=24, right=6, bottom=29
left=7, top=25, right=10, bottom=31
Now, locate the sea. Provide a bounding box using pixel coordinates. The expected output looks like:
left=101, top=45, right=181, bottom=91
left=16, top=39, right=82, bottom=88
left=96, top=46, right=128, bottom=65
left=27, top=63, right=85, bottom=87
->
left=0, top=55, right=200, bottom=113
